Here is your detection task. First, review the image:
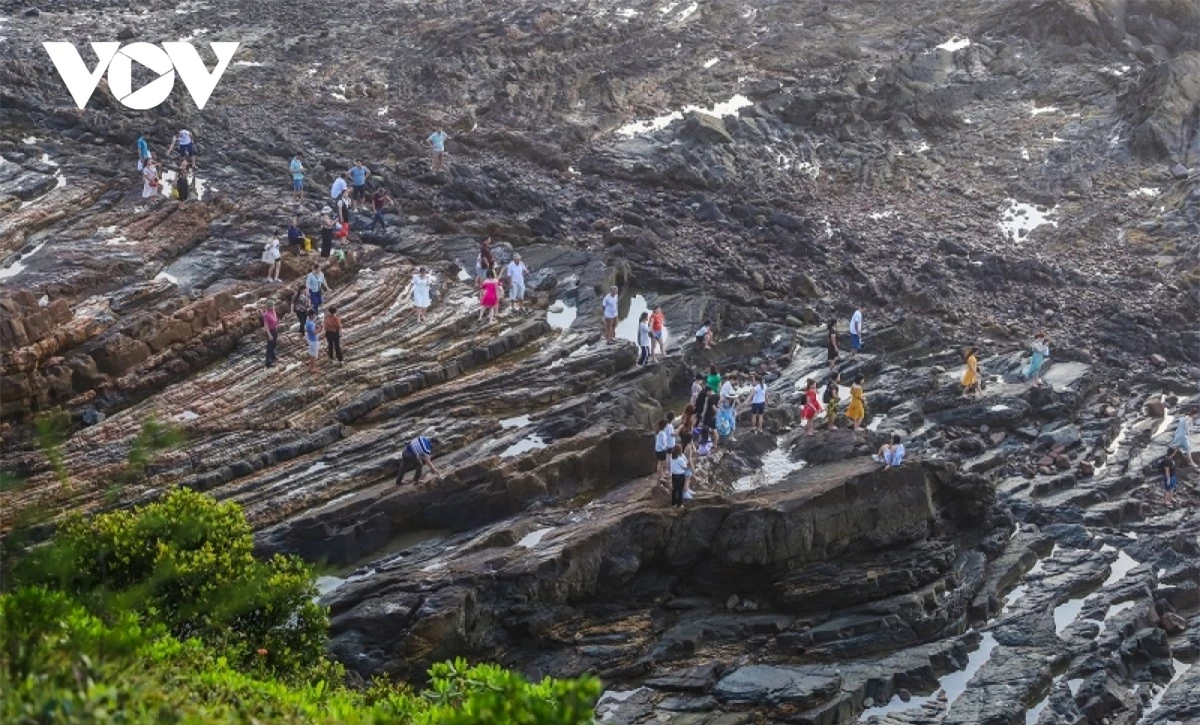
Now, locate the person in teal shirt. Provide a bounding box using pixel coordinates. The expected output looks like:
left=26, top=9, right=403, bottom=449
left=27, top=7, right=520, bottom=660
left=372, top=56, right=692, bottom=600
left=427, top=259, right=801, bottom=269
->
left=289, top=153, right=305, bottom=201
left=348, top=160, right=371, bottom=210
left=428, top=128, right=449, bottom=172
left=137, top=133, right=151, bottom=170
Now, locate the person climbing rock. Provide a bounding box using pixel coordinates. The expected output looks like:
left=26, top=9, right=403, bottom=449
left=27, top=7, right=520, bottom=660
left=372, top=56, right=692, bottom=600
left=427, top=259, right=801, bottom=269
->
left=348, top=160, right=371, bottom=210
left=602, top=286, right=619, bottom=344
left=479, top=269, right=501, bottom=323
left=289, top=152, right=305, bottom=201
left=649, top=307, right=666, bottom=362
left=306, top=263, right=329, bottom=314
left=849, top=306, right=864, bottom=358
left=800, top=378, right=822, bottom=436
left=694, top=320, right=714, bottom=349
left=290, top=283, right=311, bottom=333
left=1025, top=332, right=1049, bottom=387
left=1160, top=447, right=1178, bottom=506
left=412, top=267, right=432, bottom=322
left=263, top=301, right=279, bottom=368
left=873, top=434, right=906, bottom=469
left=324, top=304, right=344, bottom=364
left=428, top=127, right=449, bottom=172
left=304, top=309, right=321, bottom=375
left=826, top=318, right=840, bottom=369
left=170, top=128, right=197, bottom=167
left=368, top=187, right=393, bottom=231
left=1172, top=409, right=1195, bottom=466
left=749, top=374, right=767, bottom=432
left=330, top=172, right=348, bottom=204
left=847, top=374, right=866, bottom=431
left=137, top=132, right=151, bottom=171
left=396, top=434, right=440, bottom=485
left=823, top=372, right=841, bottom=428
left=477, top=237, right=495, bottom=283
left=961, top=346, right=981, bottom=397
left=636, top=311, right=651, bottom=366
left=669, top=444, right=688, bottom=507
left=505, top=253, right=529, bottom=312
left=262, top=235, right=281, bottom=282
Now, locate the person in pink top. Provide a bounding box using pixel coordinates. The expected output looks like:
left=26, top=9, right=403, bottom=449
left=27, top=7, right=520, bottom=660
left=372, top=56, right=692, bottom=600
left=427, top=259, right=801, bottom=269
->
left=263, top=301, right=280, bottom=367
left=479, top=269, right=501, bottom=323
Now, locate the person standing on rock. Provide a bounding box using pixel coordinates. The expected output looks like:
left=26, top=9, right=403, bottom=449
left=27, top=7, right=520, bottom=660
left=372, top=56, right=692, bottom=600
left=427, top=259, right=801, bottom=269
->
left=669, top=444, right=688, bottom=507
left=263, top=301, right=280, bottom=368
left=705, top=365, right=722, bottom=395
left=826, top=319, right=840, bottom=369
left=169, top=129, right=197, bottom=167
left=649, top=307, right=667, bottom=362
left=602, top=286, right=620, bottom=344
left=849, top=307, right=864, bottom=358
left=137, top=132, right=152, bottom=171
left=1025, top=332, right=1050, bottom=387
left=174, top=159, right=191, bottom=205
left=655, top=416, right=676, bottom=485
left=348, top=160, right=371, bottom=211
left=396, top=434, right=440, bottom=485
left=412, top=267, right=433, bottom=323
left=337, top=188, right=353, bottom=227
left=800, top=378, right=823, bottom=436
left=479, top=270, right=501, bottom=323
left=262, top=235, right=282, bottom=282
left=504, top=253, right=530, bottom=313
left=290, top=284, right=310, bottom=334
left=749, top=374, right=767, bottom=432
left=289, top=153, right=305, bottom=202
left=304, top=310, right=322, bottom=374
left=636, top=311, right=652, bottom=366
left=694, top=320, right=714, bottom=349
left=428, top=127, right=449, bottom=172
left=368, top=188, right=393, bottom=232
left=1160, top=447, right=1179, bottom=506
left=476, top=237, right=495, bottom=283
left=847, top=374, right=866, bottom=431
left=690, top=372, right=705, bottom=409
left=823, top=372, right=841, bottom=428
left=306, top=263, right=330, bottom=314
left=319, top=210, right=336, bottom=259
left=330, top=172, right=348, bottom=205
left=324, top=304, right=344, bottom=364
left=961, top=346, right=981, bottom=397
left=141, top=157, right=160, bottom=199
left=1172, top=410, right=1195, bottom=466
left=719, top=373, right=738, bottom=410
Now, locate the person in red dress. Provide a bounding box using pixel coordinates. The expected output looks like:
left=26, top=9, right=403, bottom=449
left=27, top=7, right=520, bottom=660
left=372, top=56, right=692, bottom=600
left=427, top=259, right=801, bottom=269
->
left=479, top=269, right=501, bottom=323
left=800, top=378, right=823, bottom=436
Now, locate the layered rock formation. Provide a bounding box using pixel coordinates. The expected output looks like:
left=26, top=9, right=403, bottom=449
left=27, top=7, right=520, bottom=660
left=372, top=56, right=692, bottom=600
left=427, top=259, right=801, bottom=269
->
left=2, top=0, right=1198, bottom=722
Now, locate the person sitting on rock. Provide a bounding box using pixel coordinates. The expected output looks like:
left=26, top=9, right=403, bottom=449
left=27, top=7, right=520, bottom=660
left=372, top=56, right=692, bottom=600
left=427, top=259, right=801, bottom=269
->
left=873, top=434, right=906, bottom=470
left=396, top=434, right=440, bottom=486
left=694, top=320, right=714, bottom=349
left=287, top=217, right=306, bottom=253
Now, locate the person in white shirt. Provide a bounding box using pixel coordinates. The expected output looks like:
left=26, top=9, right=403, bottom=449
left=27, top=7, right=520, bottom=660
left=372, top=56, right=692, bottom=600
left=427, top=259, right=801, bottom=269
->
left=330, top=173, right=348, bottom=203
left=262, top=237, right=281, bottom=282
left=719, top=374, right=738, bottom=409
left=694, top=320, right=714, bottom=349
left=669, top=445, right=689, bottom=506
left=849, top=307, right=864, bottom=357
left=637, top=312, right=651, bottom=366
left=749, top=374, right=767, bottom=432
left=654, top=415, right=677, bottom=484
left=505, top=253, right=530, bottom=312
left=602, top=286, right=620, bottom=344
left=873, top=434, right=906, bottom=469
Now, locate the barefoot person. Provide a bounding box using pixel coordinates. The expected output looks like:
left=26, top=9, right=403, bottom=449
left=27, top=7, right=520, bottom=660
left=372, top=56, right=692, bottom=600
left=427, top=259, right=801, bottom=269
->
left=654, top=416, right=676, bottom=485
left=800, top=378, right=822, bottom=436
left=602, top=286, right=619, bottom=344
left=289, top=152, right=305, bottom=201
left=847, top=374, right=866, bottom=431
left=412, top=267, right=432, bottom=322
left=396, top=434, right=440, bottom=486
left=428, top=127, right=449, bottom=172
left=479, top=270, right=501, bottom=323
left=961, top=346, right=981, bottom=397
left=1025, top=332, right=1049, bottom=387
left=505, top=253, right=529, bottom=312
left=749, top=374, right=767, bottom=432
left=262, top=236, right=281, bottom=282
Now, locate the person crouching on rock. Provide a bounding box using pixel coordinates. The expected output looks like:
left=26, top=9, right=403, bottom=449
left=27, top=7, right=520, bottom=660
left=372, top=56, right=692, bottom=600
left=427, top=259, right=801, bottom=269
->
left=847, top=374, right=866, bottom=432
left=397, top=434, right=440, bottom=486
left=669, top=444, right=688, bottom=507
left=654, top=417, right=675, bottom=485
left=800, top=378, right=823, bottom=436
left=823, top=372, right=841, bottom=428
left=961, top=346, right=981, bottom=398
left=694, top=320, right=714, bottom=349
left=873, top=434, right=906, bottom=470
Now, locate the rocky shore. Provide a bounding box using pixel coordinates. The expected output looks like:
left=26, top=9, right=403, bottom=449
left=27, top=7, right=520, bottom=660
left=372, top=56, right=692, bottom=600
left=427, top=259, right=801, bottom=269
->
left=1, top=0, right=1197, bottom=723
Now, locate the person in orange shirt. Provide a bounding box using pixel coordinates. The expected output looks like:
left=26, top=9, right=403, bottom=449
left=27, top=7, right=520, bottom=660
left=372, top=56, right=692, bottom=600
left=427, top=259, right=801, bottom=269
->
left=324, top=305, right=344, bottom=364
left=649, top=307, right=666, bottom=362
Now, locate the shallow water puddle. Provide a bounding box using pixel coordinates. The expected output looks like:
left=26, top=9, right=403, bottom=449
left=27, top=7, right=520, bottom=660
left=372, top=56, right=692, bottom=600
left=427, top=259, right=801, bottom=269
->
left=734, top=438, right=806, bottom=491
left=500, top=433, right=549, bottom=458
left=1100, top=545, right=1140, bottom=586
left=596, top=688, right=648, bottom=722
left=1138, top=659, right=1193, bottom=724
left=499, top=414, right=532, bottom=429
left=615, top=94, right=752, bottom=136
left=546, top=300, right=578, bottom=329
left=935, top=37, right=971, bottom=52
left=998, top=199, right=1058, bottom=242
left=1053, top=596, right=1088, bottom=634
left=0, top=240, right=49, bottom=280
left=858, top=632, right=998, bottom=721
left=517, top=527, right=555, bottom=548
left=159, top=169, right=210, bottom=201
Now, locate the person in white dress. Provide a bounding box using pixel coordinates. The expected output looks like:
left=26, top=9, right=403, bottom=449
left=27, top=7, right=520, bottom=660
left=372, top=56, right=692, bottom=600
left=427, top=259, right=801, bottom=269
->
left=141, top=159, right=159, bottom=198
left=412, top=267, right=432, bottom=322
left=262, top=238, right=282, bottom=282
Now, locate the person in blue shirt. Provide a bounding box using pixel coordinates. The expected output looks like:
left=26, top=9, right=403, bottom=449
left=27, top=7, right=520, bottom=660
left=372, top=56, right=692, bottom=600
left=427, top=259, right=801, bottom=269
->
left=304, top=309, right=321, bottom=375
left=873, top=434, right=906, bottom=470
left=137, top=133, right=151, bottom=170
left=287, top=217, right=304, bottom=251
left=428, top=128, right=449, bottom=172
left=396, top=434, right=441, bottom=485
left=289, top=153, right=305, bottom=201
left=348, top=160, right=371, bottom=210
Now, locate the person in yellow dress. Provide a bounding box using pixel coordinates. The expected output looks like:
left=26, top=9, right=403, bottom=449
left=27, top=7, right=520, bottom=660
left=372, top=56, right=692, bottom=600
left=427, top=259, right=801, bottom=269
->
left=961, top=346, right=980, bottom=397
left=846, top=374, right=866, bottom=431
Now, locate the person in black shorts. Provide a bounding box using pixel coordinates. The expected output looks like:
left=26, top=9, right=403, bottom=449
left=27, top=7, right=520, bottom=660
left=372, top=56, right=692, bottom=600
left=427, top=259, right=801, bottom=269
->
left=1161, top=448, right=1178, bottom=507
left=826, top=318, right=839, bottom=369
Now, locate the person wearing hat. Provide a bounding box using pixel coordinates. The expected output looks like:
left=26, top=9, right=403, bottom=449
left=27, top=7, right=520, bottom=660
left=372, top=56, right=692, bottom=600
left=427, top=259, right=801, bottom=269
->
left=602, top=285, right=619, bottom=344
left=396, top=433, right=441, bottom=485
left=505, top=253, right=530, bottom=312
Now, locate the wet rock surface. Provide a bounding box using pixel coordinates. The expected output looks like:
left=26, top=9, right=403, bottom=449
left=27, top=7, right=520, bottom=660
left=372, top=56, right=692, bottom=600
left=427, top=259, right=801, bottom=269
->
left=1, top=0, right=1198, bottom=723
